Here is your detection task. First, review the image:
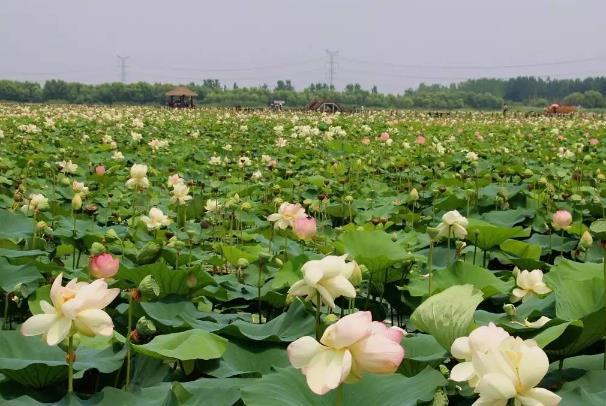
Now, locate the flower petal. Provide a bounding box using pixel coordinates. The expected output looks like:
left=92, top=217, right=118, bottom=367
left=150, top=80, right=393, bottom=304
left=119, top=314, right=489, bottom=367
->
left=46, top=316, right=72, bottom=346
left=305, top=349, right=350, bottom=395
left=450, top=361, right=475, bottom=382
left=517, top=388, right=561, bottom=406
left=287, top=336, right=325, bottom=369
left=475, top=372, right=517, bottom=402
left=517, top=344, right=549, bottom=391
left=20, top=314, right=58, bottom=337
left=320, top=311, right=372, bottom=349
left=74, top=309, right=114, bottom=337
left=348, top=334, right=404, bottom=374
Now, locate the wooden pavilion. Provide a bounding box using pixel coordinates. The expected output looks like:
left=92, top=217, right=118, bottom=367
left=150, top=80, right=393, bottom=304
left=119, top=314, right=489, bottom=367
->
left=166, top=86, right=197, bottom=108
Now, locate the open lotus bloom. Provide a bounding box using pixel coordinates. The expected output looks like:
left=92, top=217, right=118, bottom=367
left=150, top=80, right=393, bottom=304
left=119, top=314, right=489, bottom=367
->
left=511, top=267, right=552, bottom=303
left=287, top=311, right=405, bottom=395
left=435, top=210, right=468, bottom=240
left=21, top=273, right=120, bottom=346
left=450, top=323, right=510, bottom=387
left=267, top=202, right=306, bottom=229
left=450, top=325, right=560, bottom=405
left=288, top=255, right=357, bottom=308
left=472, top=337, right=561, bottom=405
left=140, top=207, right=172, bottom=230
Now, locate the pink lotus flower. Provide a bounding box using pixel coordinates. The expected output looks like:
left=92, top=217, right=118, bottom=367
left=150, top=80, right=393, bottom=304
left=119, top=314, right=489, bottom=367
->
left=361, top=137, right=370, bottom=145
left=95, top=165, right=106, bottom=175
left=293, top=217, right=317, bottom=240
left=379, top=132, right=390, bottom=142
left=416, top=135, right=426, bottom=145
left=267, top=202, right=306, bottom=229
left=89, top=253, right=120, bottom=279
left=287, top=311, right=405, bottom=395
left=590, top=138, right=599, bottom=146
left=551, top=210, right=572, bottom=231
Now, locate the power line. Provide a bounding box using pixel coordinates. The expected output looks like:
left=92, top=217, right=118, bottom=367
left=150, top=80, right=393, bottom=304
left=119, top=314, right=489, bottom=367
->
left=339, top=54, right=606, bottom=71
left=117, top=55, right=130, bottom=83
left=326, top=50, right=338, bottom=88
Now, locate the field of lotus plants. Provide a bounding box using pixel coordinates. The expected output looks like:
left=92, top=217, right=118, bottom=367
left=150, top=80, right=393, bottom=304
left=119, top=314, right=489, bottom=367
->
left=0, top=103, right=605, bottom=405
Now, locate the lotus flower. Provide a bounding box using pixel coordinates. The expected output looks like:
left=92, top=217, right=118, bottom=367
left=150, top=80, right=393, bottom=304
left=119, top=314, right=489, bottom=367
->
left=472, top=337, right=561, bottom=405
left=450, top=323, right=510, bottom=386
left=267, top=202, right=306, bottom=229
left=288, top=255, right=357, bottom=308
left=95, top=165, right=106, bottom=175
left=435, top=210, right=468, bottom=240
left=511, top=267, right=552, bottom=303
left=140, top=207, right=171, bottom=230
left=21, top=273, right=119, bottom=346
left=293, top=217, right=317, bottom=240
left=551, top=210, right=572, bottom=231
left=20, top=193, right=49, bottom=215
left=170, top=182, right=192, bottom=205
left=125, top=164, right=149, bottom=189
left=287, top=311, right=405, bottom=395
left=450, top=326, right=560, bottom=405
left=89, top=253, right=120, bottom=279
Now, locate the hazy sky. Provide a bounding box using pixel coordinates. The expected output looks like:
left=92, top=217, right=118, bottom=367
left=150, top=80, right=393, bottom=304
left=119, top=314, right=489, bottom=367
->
left=1, top=0, right=605, bottom=93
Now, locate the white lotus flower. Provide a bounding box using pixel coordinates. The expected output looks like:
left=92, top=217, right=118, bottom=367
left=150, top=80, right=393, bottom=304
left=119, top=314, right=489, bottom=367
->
left=125, top=164, right=149, bottom=189
left=21, top=273, right=119, bottom=346
left=21, top=193, right=49, bottom=215
left=450, top=323, right=510, bottom=387
left=140, top=207, right=171, bottom=230
left=57, top=160, right=78, bottom=174
left=205, top=199, right=221, bottom=213
left=288, top=255, right=357, bottom=308
left=170, top=182, right=192, bottom=205
left=472, top=337, right=561, bottom=405
left=511, top=267, right=552, bottom=303
left=435, top=210, right=468, bottom=239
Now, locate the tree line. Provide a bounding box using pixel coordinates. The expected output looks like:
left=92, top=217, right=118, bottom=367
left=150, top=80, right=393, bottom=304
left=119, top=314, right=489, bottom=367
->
left=1, top=76, right=605, bottom=109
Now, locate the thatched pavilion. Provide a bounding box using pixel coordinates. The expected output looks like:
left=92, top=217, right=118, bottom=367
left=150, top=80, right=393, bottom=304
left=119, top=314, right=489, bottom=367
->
left=165, top=86, right=197, bottom=108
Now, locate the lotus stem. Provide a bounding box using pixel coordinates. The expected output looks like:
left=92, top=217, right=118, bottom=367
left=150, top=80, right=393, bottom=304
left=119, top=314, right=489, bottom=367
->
left=428, top=241, right=433, bottom=297
left=335, top=384, right=344, bottom=406
left=67, top=335, right=75, bottom=394
left=315, top=294, right=322, bottom=340
left=125, top=292, right=133, bottom=389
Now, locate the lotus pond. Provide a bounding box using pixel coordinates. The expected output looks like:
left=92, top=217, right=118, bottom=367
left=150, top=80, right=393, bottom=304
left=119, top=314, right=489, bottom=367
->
left=0, top=104, right=605, bottom=405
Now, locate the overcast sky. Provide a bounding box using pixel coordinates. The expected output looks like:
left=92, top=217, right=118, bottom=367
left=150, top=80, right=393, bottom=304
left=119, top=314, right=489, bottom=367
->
left=1, top=0, right=605, bottom=93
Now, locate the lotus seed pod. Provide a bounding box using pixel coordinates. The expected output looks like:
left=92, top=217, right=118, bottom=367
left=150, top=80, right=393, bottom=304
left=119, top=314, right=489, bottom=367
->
left=138, top=275, right=160, bottom=299
left=503, top=303, right=517, bottom=317
left=136, top=316, right=157, bottom=336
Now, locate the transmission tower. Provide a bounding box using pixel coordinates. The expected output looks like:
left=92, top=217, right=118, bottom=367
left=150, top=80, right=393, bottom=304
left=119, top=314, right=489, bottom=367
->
left=325, top=50, right=338, bottom=88
left=117, top=55, right=130, bottom=83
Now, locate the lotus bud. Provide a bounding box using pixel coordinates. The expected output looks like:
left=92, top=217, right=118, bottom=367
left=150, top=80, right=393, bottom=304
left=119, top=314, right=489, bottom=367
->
left=105, top=228, right=119, bottom=240
left=273, top=197, right=283, bottom=205
left=36, top=220, right=48, bottom=230
left=426, top=226, right=440, bottom=240
left=349, top=263, right=365, bottom=286
left=90, top=242, right=106, bottom=256
left=186, top=272, right=197, bottom=288
left=409, top=188, right=419, bottom=201
left=241, top=201, right=252, bottom=211
left=274, top=257, right=283, bottom=266
left=136, top=316, right=157, bottom=336
left=138, top=275, right=160, bottom=299
left=503, top=303, right=517, bottom=317
left=391, top=232, right=398, bottom=242
left=580, top=231, right=593, bottom=249
left=323, top=313, right=339, bottom=325
left=344, top=195, right=354, bottom=202
left=237, top=258, right=249, bottom=267
left=71, top=193, right=82, bottom=210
